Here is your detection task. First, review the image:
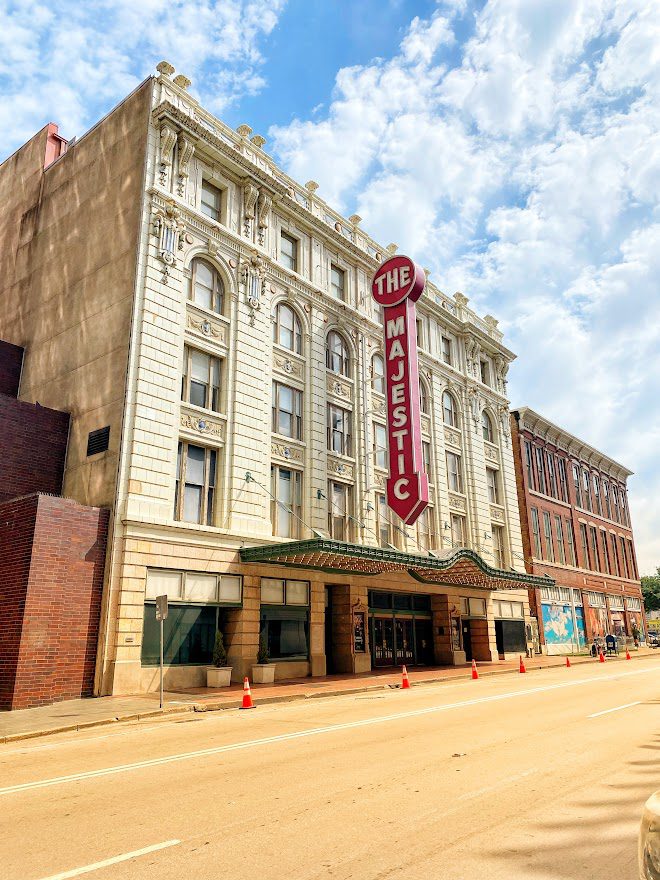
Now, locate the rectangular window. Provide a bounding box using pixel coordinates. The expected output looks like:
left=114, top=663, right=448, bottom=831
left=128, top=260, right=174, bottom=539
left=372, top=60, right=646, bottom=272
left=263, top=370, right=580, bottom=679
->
left=328, top=404, right=353, bottom=456
left=261, top=604, right=309, bottom=661
left=611, top=485, right=620, bottom=522
left=557, top=458, right=568, bottom=502
left=600, top=529, right=611, bottom=574
left=328, top=481, right=353, bottom=541
left=416, top=507, right=436, bottom=551
left=280, top=232, right=298, bottom=272
left=603, top=481, right=611, bottom=519
left=416, top=317, right=425, bottom=349
left=446, top=451, right=463, bottom=493
left=579, top=522, right=590, bottom=569
left=620, top=490, right=629, bottom=526
left=376, top=494, right=392, bottom=548
left=627, top=538, right=639, bottom=579
left=422, top=441, right=432, bottom=480
left=491, top=524, right=506, bottom=569
left=270, top=465, right=302, bottom=539
left=486, top=468, right=499, bottom=504
left=441, top=335, right=452, bottom=366
left=589, top=525, right=601, bottom=572
left=610, top=533, right=621, bottom=576
left=573, top=464, right=583, bottom=508
left=479, top=359, right=490, bottom=386
left=373, top=423, right=387, bottom=469
left=582, top=470, right=592, bottom=512
left=330, top=265, right=345, bottom=300
left=201, top=179, right=222, bottom=222
left=554, top=516, right=565, bottom=564
left=565, top=518, right=577, bottom=566
left=535, top=447, right=546, bottom=495
left=593, top=476, right=602, bottom=517
left=462, top=597, right=487, bottom=617
left=142, top=604, right=217, bottom=666
left=450, top=514, right=466, bottom=548
left=546, top=453, right=558, bottom=498
left=525, top=441, right=535, bottom=491
left=620, top=536, right=630, bottom=579
left=272, top=381, right=302, bottom=439
left=182, top=346, right=222, bottom=412
left=543, top=511, right=555, bottom=562
left=531, top=508, right=542, bottom=557
left=175, top=442, right=216, bottom=526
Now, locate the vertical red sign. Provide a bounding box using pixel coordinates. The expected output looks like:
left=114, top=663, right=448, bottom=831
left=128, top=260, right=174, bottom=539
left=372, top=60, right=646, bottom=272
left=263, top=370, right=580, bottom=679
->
left=371, top=255, right=429, bottom=526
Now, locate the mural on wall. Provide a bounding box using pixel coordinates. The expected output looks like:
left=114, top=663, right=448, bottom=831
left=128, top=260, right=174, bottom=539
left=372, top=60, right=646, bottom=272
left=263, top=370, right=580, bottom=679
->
left=584, top=603, right=609, bottom=638
left=542, top=603, right=587, bottom=653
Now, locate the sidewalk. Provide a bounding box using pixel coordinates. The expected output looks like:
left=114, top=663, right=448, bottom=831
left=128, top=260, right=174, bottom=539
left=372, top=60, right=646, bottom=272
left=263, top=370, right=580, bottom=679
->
left=2, top=648, right=656, bottom=744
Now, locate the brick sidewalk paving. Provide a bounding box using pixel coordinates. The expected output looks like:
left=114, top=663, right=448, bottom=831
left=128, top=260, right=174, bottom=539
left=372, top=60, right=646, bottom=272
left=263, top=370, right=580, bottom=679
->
left=1, top=648, right=656, bottom=743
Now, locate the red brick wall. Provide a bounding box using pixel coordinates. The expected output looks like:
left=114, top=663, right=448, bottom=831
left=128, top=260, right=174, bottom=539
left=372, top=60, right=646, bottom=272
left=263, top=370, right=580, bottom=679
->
left=0, top=394, right=69, bottom=503
left=0, top=494, right=109, bottom=710
left=0, top=340, right=23, bottom=397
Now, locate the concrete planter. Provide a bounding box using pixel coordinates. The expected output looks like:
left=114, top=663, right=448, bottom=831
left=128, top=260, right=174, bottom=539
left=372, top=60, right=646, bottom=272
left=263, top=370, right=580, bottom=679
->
left=206, top=667, right=232, bottom=688
left=251, top=664, right=276, bottom=684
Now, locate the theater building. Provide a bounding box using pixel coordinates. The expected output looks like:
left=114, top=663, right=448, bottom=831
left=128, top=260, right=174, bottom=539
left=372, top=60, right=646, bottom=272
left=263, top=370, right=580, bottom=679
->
left=511, top=408, right=645, bottom=654
left=0, top=63, right=550, bottom=697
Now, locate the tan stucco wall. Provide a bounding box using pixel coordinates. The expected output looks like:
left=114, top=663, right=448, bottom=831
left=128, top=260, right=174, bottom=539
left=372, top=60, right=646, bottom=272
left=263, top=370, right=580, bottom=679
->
left=0, top=80, right=153, bottom=508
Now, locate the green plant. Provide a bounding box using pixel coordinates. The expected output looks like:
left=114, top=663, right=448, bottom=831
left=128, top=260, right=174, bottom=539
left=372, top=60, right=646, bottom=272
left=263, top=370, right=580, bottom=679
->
left=212, top=630, right=228, bottom=668
left=256, top=630, right=270, bottom=665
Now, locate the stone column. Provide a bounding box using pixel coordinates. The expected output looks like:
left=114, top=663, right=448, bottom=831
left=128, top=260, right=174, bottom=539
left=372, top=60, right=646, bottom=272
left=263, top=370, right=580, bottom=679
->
left=225, top=574, right=260, bottom=681
left=310, top=578, right=326, bottom=676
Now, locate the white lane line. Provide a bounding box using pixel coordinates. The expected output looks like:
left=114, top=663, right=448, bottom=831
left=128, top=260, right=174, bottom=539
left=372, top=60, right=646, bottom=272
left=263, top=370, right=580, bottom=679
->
left=2, top=665, right=656, bottom=798
left=457, top=767, right=538, bottom=801
left=35, top=840, right=180, bottom=880
left=588, top=701, right=641, bottom=718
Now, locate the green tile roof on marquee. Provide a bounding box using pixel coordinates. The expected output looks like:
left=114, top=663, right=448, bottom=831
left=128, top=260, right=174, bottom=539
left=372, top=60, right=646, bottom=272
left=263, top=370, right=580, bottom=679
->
left=240, top=539, right=554, bottom=591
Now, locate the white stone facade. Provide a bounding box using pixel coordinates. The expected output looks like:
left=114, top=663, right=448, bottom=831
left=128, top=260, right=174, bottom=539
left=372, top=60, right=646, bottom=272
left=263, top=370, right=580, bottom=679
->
left=97, top=68, right=530, bottom=695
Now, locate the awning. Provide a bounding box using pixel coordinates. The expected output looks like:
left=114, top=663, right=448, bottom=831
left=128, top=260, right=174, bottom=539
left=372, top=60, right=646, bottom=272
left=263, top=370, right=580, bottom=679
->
left=239, top=539, right=554, bottom=592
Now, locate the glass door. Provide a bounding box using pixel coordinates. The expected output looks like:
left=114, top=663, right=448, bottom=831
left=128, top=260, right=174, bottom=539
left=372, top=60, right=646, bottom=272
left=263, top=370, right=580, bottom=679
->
left=395, top=618, right=414, bottom=665
left=373, top=616, right=395, bottom=666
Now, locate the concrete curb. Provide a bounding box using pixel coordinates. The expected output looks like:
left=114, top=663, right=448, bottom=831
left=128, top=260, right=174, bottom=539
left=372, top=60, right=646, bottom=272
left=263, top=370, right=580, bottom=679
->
left=1, top=650, right=654, bottom=744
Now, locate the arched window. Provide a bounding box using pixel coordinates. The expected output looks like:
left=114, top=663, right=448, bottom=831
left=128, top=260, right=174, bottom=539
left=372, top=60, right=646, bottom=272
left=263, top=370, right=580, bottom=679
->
left=481, top=411, right=494, bottom=443
left=419, top=378, right=429, bottom=415
left=326, top=331, right=350, bottom=377
left=190, top=258, right=224, bottom=314
left=442, top=391, right=458, bottom=427
left=371, top=354, right=385, bottom=394
left=273, top=303, right=302, bottom=354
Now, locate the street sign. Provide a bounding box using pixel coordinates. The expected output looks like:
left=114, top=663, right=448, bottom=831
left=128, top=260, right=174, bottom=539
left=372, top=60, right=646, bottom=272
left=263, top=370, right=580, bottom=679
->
left=372, top=255, right=429, bottom=526
left=155, top=594, right=168, bottom=621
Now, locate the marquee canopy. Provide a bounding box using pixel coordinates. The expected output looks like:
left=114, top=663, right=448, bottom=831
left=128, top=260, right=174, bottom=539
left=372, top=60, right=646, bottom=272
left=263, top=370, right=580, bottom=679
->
left=239, top=539, right=554, bottom=592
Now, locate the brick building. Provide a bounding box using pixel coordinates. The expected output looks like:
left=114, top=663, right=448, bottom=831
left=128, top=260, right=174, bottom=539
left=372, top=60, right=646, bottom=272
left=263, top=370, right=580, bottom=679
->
left=0, top=63, right=550, bottom=699
left=511, top=407, right=644, bottom=655
left=0, top=340, right=109, bottom=709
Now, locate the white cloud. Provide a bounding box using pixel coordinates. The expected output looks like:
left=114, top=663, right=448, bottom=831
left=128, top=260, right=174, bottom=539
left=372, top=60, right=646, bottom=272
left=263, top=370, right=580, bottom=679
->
left=0, top=0, right=286, bottom=156
left=270, top=0, right=660, bottom=571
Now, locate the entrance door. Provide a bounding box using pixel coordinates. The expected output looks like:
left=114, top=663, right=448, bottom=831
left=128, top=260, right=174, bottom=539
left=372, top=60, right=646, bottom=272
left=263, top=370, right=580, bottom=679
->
left=462, top=620, right=473, bottom=661
left=324, top=587, right=334, bottom=674
left=395, top=618, right=414, bottom=665
left=373, top=617, right=395, bottom=666
left=414, top=619, right=435, bottom=665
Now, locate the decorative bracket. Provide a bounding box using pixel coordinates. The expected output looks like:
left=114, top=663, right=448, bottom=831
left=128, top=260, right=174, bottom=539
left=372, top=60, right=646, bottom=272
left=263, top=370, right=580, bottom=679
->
left=256, top=189, right=272, bottom=246
left=176, top=135, right=195, bottom=196
left=159, top=124, right=177, bottom=186
left=152, top=200, right=185, bottom=284
left=242, top=182, right=259, bottom=237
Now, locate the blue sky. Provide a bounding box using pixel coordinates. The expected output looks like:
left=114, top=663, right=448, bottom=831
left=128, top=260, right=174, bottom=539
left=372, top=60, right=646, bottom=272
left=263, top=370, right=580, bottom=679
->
left=1, top=0, right=658, bottom=572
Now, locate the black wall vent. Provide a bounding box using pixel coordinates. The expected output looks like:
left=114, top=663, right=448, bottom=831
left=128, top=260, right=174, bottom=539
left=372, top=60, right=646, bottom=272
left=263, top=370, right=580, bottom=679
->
left=87, top=426, right=110, bottom=456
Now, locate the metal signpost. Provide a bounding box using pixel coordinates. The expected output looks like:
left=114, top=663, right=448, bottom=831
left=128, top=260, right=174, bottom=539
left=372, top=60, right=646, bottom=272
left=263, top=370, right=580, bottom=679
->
left=155, top=594, right=168, bottom=709
left=371, top=254, right=429, bottom=526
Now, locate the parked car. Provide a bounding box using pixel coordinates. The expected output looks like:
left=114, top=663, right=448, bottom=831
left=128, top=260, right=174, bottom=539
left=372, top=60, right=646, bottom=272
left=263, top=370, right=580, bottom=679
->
left=639, top=791, right=660, bottom=878
left=648, top=633, right=660, bottom=648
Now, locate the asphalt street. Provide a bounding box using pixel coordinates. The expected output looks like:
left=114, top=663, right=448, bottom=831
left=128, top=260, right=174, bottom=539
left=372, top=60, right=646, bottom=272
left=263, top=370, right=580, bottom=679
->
left=1, top=657, right=659, bottom=880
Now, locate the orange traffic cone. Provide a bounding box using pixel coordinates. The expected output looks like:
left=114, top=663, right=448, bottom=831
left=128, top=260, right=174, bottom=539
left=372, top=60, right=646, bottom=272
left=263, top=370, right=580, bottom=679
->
left=566, top=656, right=571, bottom=668
left=240, top=676, right=254, bottom=709
left=471, top=659, right=479, bottom=680
left=519, top=655, right=526, bottom=674
left=599, top=650, right=605, bottom=663
left=401, top=665, right=411, bottom=689
left=626, top=649, right=631, bottom=660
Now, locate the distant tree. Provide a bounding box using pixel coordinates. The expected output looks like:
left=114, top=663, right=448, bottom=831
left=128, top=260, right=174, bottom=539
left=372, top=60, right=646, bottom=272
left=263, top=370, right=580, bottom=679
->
left=641, top=567, right=660, bottom=612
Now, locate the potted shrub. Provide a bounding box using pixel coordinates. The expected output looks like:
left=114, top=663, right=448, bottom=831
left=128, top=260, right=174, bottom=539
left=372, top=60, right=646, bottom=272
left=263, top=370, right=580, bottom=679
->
left=206, top=630, right=232, bottom=688
left=251, top=631, right=276, bottom=684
